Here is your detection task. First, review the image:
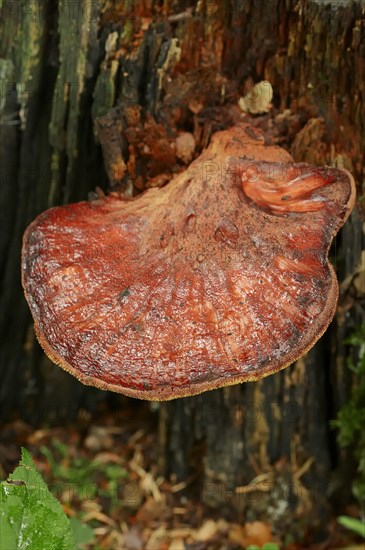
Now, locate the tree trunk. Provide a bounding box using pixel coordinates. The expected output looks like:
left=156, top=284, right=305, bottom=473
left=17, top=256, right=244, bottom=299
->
left=1, top=0, right=364, bottom=538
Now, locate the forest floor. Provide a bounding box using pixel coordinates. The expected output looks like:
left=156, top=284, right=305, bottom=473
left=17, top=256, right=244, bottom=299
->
left=0, top=401, right=363, bottom=550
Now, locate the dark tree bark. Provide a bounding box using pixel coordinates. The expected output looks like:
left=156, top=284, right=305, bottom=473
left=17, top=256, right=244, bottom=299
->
left=1, top=0, right=364, bottom=539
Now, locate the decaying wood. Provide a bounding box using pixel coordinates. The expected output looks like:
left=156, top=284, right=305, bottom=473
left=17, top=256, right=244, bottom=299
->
left=0, top=0, right=364, bottom=537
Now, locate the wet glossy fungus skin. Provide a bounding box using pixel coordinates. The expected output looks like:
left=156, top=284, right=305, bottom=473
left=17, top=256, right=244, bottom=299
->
left=22, top=123, right=356, bottom=400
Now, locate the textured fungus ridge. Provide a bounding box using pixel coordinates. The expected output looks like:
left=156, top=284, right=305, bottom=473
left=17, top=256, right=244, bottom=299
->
left=22, top=124, right=356, bottom=400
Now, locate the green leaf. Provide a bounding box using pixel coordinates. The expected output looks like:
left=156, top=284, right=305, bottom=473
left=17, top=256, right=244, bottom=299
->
left=0, top=447, right=76, bottom=550
left=338, top=515, right=365, bottom=538
left=69, top=517, right=95, bottom=547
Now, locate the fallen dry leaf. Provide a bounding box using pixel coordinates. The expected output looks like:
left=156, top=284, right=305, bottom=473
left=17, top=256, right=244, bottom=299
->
left=168, top=538, right=185, bottom=550
left=228, top=524, right=247, bottom=547
left=82, top=510, right=116, bottom=527
left=244, top=521, right=272, bottom=546
left=146, top=525, right=170, bottom=549
left=194, top=519, right=218, bottom=541
left=169, top=528, right=193, bottom=539
left=123, top=527, right=145, bottom=550
left=136, top=496, right=167, bottom=524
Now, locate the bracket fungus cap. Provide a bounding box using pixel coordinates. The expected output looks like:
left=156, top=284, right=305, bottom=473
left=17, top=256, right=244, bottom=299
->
left=22, top=124, right=356, bottom=400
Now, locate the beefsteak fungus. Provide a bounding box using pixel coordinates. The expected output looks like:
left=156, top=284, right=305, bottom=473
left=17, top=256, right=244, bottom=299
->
left=22, top=124, right=356, bottom=400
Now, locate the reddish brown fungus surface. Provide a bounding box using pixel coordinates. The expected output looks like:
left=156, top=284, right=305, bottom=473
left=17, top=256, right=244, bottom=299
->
left=22, top=124, right=355, bottom=400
